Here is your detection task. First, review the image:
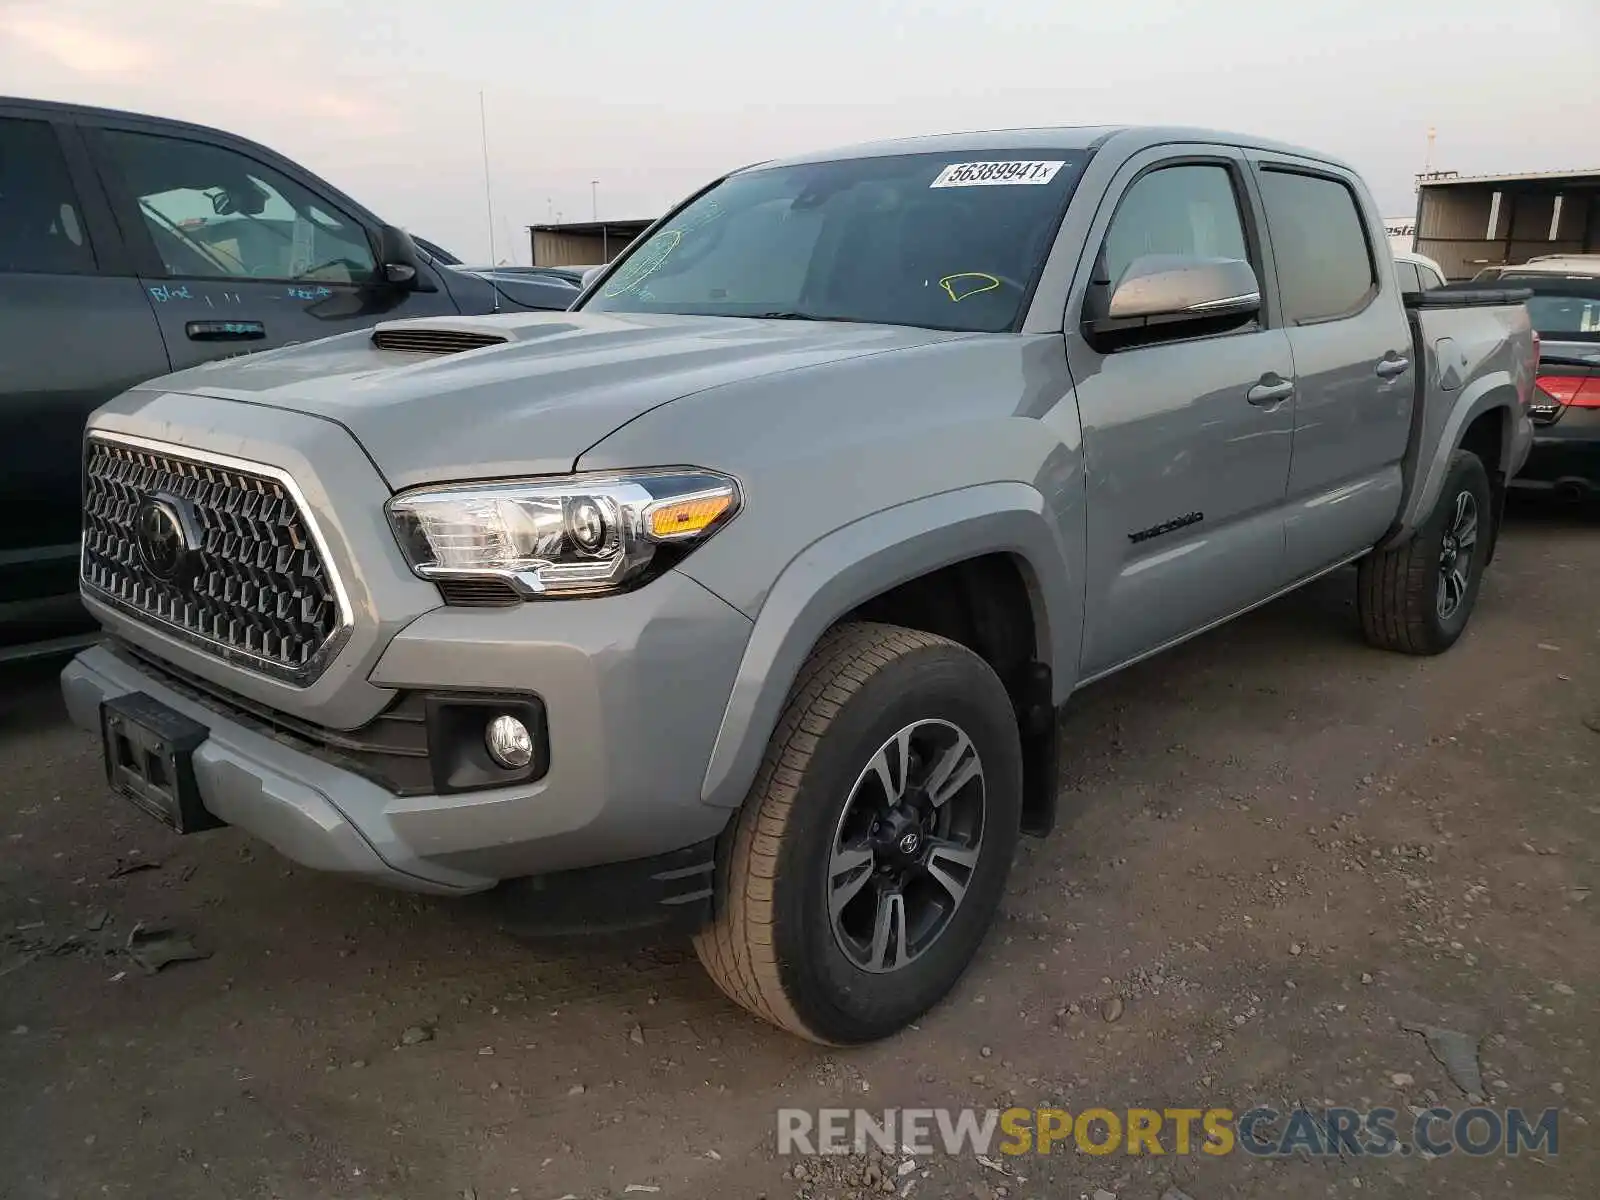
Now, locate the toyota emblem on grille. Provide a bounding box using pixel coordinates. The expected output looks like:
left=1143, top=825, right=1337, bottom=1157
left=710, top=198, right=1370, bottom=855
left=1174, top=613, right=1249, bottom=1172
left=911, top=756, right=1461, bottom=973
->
left=134, top=496, right=194, bottom=584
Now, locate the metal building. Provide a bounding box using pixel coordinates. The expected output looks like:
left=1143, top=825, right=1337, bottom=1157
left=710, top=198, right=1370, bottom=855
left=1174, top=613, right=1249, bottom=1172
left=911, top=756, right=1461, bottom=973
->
left=1413, top=168, right=1600, bottom=280
left=527, top=219, right=655, bottom=267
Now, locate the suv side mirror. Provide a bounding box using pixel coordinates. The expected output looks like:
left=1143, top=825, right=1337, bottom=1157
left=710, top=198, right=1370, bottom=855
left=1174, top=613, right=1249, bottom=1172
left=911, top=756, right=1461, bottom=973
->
left=1089, top=255, right=1261, bottom=340
left=376, top=224, right=422, bottom=289
left=580, top=265, right=606, bottom=292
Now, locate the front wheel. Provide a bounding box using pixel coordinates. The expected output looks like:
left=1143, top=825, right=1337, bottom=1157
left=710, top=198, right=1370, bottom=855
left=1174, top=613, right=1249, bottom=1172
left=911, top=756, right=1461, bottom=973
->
left=693, top=622, right=1022, bottom=1044
left=1358, top=449, right=1493, bottom=655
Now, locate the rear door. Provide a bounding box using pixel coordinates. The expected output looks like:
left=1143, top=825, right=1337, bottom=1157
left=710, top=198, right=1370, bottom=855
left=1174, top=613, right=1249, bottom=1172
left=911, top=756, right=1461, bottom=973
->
left=1066, top=147, right=1297, bottom=677
left=1248, top=158, right=1414, bottom=580
left=81, top=117, right=459, bottom=371
left=0, top=108, right=169, bottom=612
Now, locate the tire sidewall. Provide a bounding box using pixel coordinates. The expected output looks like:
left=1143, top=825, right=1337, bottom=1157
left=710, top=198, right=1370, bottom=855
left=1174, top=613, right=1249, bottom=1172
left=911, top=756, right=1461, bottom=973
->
left=769, top=643, right=1022, bottom=1044
left=1426, top=452, right=1493, bottom=645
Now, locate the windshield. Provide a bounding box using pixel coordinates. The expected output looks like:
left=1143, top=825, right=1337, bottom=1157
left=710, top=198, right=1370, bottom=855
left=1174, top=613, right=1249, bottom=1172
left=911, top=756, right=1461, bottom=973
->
left=579, top=150, right=1090, bottom=332
left=1526, top=291, right=1600, bottom=343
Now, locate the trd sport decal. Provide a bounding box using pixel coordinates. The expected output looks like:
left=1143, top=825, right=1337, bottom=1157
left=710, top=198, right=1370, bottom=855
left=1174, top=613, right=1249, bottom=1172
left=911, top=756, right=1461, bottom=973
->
left=1128, top=511, right=1204, bottom=544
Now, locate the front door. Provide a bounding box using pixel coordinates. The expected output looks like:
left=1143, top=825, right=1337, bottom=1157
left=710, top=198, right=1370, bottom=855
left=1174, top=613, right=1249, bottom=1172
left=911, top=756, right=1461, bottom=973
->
left=1066, top=153, right=1296, bottom=677
left=84, top=123, right=457, bottom=371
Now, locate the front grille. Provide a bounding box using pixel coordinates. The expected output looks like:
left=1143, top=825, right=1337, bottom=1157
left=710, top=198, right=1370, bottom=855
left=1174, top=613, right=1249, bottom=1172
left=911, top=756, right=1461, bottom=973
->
left=81, top=435, right=347, bottom=684
left=371, top=327, right=507, bottom=355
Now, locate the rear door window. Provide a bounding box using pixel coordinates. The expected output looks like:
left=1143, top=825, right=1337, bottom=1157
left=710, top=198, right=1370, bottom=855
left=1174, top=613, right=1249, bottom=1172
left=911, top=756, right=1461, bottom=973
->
left=1258, top=169, right=1376, bottom=323
left=0, top=117, right=97, bottom=275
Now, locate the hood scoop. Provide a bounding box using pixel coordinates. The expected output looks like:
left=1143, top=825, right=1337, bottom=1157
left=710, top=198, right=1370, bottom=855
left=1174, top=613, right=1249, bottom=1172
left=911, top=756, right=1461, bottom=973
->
left=371, top=323, right=510, bottom=356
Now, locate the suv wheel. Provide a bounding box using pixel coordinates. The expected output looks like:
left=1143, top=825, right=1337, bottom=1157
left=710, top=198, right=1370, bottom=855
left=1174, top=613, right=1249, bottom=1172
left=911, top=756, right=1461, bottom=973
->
left=1358, top=449, right=1493, bottom=655
left=693, top=622, right=1022, bottom=1043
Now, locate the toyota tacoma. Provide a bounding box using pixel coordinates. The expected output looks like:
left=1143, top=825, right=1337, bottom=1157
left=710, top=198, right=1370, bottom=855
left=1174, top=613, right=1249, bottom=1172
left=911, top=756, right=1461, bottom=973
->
left=62, top=125, right=1536, bottom=1044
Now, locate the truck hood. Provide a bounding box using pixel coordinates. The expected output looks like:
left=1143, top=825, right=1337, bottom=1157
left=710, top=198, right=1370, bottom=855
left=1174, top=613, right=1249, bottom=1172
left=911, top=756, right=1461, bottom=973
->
left=139, top=311, right=968, bottom=490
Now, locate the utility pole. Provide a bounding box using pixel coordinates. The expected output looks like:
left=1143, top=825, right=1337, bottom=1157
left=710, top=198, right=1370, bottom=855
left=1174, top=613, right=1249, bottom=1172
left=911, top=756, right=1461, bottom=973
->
left=591, top=180, right=599, bottom=222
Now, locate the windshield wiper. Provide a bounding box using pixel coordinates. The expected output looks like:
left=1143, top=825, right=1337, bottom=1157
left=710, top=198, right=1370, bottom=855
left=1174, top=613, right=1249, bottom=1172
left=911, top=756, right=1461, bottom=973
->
left=751, top=311, right=858, bottom=322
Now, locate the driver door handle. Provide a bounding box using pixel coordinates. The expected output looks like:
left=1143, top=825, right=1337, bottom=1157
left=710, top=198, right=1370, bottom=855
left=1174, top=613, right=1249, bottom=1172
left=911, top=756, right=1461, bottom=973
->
left=1376, top=355, right=1411, bottom=378
left=186, top=320, right=266, bottom=342
left=1247, top=377, right=1295, bottom=406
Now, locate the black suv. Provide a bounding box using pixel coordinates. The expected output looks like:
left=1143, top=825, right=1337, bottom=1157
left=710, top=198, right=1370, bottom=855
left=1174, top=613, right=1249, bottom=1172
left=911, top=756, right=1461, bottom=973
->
left=0, top=96, right=577, bottom=657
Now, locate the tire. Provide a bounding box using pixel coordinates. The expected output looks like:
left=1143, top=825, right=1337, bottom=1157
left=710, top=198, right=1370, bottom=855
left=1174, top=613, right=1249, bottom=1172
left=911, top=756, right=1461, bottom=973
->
left=1358, top=449, right=1493, bottom=655
left=693, top=622, right=1023, bottom=1044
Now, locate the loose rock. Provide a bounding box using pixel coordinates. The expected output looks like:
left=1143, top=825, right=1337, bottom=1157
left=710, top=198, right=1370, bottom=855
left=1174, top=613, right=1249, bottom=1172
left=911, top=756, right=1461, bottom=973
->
left=1403, top=1023, right=1484, bottom=1096
left=1102, top=996, right=1125, bottom=1023
left=399, top=1026, right=433, bottom=1046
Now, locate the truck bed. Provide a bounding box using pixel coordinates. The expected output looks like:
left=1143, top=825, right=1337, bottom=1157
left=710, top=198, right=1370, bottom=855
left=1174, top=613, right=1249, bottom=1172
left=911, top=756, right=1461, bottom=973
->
left=1385, top=286, right=1536, bottom=547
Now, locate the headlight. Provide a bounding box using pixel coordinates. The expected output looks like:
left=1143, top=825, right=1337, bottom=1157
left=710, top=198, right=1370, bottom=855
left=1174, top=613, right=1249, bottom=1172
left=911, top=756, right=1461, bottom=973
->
left=387, top=469, right=741, bottom=599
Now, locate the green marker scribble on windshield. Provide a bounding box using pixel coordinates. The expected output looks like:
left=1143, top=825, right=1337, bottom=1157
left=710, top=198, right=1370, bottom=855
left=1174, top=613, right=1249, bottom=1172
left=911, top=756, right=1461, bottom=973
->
left=601, top=199, right=728, bottom=299
left=603, top=230, right=682, bottom=298
left=940, top=272, right=1001, bottom=302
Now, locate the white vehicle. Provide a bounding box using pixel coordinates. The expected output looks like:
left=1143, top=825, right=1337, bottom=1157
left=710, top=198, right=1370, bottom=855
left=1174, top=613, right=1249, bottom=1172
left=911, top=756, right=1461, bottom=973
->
left=1394, top=249, right=1447, bottom=293
left=1475, top=254, right=1600, bottom=282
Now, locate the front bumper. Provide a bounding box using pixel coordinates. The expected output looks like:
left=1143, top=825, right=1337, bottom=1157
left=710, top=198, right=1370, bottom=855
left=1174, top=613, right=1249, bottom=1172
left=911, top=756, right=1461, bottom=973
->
left=62, top=570, right=753, bottom=895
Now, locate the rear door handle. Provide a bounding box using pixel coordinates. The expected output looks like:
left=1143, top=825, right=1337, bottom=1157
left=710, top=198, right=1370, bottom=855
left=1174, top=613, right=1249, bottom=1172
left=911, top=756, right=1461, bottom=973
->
left=1247, top=378, right=1295, bottom=406
left=1376, top=356, right=1411, bottom=378
left=185, top=320, right=266, bottom=342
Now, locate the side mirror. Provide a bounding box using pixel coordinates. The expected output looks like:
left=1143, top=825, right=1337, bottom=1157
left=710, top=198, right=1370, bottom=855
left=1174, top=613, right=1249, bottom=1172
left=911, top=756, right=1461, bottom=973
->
left=1092, top=255, right=1261, bottom=337
left=375, top=224, right=421, bottom=289
left=580, top=265, right=606, bottom=291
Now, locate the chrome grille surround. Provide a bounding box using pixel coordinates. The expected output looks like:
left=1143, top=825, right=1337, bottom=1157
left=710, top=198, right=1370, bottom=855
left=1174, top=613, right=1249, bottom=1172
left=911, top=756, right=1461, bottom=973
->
left=80, top=431, right=353, bottom=686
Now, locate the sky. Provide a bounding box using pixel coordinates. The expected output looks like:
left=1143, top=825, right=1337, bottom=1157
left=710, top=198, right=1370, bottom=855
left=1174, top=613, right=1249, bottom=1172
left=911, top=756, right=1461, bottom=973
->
left=1, top=0, right=1592, bottom=265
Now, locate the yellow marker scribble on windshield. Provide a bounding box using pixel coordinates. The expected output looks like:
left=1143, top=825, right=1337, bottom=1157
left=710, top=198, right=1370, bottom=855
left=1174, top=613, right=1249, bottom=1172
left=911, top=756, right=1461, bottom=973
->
left=603, top=229, right=682, bottom=298
left=940, top=272, right=1001, bottom=302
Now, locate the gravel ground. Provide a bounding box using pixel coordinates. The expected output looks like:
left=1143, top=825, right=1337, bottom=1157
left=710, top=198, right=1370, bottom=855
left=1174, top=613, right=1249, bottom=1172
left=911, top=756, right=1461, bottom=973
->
left=2, top=500, right=1596, bottom=1200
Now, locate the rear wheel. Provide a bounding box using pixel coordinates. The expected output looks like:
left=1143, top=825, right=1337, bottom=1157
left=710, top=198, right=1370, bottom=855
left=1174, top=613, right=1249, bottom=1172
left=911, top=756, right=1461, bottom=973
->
left=693, top=622, right=1022, bottom=1044
left=1358, top=449, right=1493, bottom=655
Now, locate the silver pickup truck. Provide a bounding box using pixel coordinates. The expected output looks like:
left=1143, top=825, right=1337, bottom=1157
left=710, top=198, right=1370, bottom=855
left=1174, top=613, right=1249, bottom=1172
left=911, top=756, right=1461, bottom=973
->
left=61, top=125, right=1535, bottom=1044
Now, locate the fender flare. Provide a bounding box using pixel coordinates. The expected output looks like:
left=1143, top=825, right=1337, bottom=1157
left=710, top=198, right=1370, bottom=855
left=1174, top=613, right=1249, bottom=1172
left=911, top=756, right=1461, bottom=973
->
left=1384, top=374, right=1519, bottom=549
left=696, top=482, right=1080, bottom=809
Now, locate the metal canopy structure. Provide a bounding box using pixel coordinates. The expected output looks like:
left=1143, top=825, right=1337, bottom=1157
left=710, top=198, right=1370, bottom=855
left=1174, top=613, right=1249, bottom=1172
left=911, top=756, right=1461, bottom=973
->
left=527, top=219, right=656, bottom=267
left=1414, top=168, right=1600, bottom=280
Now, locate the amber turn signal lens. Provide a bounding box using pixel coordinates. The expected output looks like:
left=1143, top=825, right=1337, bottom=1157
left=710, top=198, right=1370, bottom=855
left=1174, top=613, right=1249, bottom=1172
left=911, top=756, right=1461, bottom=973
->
left=647, top=492, right=734, bottom=539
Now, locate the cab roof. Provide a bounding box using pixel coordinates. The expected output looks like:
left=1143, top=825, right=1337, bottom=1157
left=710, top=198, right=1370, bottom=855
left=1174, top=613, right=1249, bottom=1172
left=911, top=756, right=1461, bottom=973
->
left=752, top=125, right=1351, bottom=173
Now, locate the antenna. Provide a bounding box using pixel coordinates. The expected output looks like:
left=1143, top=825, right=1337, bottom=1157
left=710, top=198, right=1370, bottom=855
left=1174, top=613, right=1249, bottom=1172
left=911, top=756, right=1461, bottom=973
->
left=479, top=91, right=500, bottom=308
left=1424, top=126, right=1436, bottom=176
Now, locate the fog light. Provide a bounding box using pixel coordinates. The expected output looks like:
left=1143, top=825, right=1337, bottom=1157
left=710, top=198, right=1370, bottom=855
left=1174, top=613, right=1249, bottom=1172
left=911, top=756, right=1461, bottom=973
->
left=484, top=714, right=534, bottom=770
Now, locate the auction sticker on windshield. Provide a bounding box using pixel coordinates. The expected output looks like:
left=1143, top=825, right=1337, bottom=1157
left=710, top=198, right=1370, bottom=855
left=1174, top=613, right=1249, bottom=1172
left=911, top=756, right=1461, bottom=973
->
left=930, top=160, right=1066, bottom=188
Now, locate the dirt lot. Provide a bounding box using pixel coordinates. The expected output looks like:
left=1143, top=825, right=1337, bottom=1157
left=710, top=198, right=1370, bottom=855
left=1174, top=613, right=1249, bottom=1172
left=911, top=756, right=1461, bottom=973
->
left=2, top=501, right=1596, bottom=1200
